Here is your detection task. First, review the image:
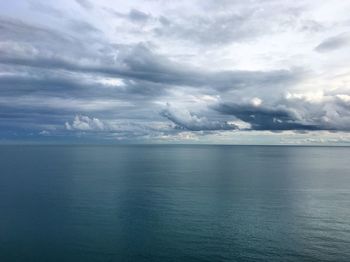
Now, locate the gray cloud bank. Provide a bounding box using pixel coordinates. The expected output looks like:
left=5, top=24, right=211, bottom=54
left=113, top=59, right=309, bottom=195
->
left=1, top=0, right=350, bottom=143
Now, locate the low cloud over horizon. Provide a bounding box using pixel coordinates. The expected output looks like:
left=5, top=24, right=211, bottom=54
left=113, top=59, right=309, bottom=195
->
left=1, top=0, right=350, bottom=144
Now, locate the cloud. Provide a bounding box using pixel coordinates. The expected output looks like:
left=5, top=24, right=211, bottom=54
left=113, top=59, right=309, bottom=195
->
left=0, top=18, right=298, bottom=91
left=315, top=33, right=350, bottom=52
left=39, top=130, right=50, bottom=135
left=153, top=1, right=305, bottom=45
left=75, top=0, right=93, bottom=10
left=110, top=8, right=151, bottom=23
left=129, top=9, right=150, bottom=22
left=210, top=92, right=350, bottom=132
left=282, top=91, right=350, bottom=131
left=65, top=115, right=105, bottom=131
left=28, top=1, right=63, bottom=17
left=67, top=20, right=101, bottom=34
left=213, top=101, right=320, bottom=131
left=1, top=0, right=350, bottom=143
left=62, top=115, right=179, bottom=141
left=161, top=103, right=237, bottom=131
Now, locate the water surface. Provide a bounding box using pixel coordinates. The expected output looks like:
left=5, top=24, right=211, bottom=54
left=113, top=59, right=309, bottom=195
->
left=0, top=145, right=350, bottom=261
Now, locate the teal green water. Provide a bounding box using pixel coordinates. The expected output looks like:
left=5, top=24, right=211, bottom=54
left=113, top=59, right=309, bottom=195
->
left=0, top=145, right=350, bottom=261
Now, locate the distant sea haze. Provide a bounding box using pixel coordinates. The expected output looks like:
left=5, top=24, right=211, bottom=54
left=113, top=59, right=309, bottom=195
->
left=1, top=145, right=350, bottom=261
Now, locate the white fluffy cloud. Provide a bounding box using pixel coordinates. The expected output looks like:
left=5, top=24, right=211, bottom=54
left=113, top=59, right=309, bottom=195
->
left=65, top=115, right=105, bottom=131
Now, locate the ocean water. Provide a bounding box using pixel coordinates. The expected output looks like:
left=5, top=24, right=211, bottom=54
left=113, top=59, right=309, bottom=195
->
left=0, top=145, right=350, bottom=262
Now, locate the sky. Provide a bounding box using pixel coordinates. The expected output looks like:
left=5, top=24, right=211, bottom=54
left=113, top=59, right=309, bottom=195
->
left=1, top=0, right=350, bottom=144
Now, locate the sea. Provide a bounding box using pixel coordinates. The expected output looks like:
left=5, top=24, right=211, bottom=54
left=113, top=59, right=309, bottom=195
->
left=0, top=145, right=349, bottom=261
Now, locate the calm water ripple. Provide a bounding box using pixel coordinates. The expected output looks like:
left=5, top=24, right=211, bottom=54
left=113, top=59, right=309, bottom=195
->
left=0, top=145, right=350, bottom=261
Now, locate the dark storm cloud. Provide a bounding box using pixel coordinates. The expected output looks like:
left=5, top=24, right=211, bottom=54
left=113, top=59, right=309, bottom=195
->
left=0, top=72, right=171, bottom=101
left=315, top=33, right=350, bottom=52
left=213, top=102, right=321, bottom=131
left=0, top=74, right=105, bottom=98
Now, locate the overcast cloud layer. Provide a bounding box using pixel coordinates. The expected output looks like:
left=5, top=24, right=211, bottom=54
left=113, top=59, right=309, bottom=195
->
left=1, top=0, right=350, bottom=144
